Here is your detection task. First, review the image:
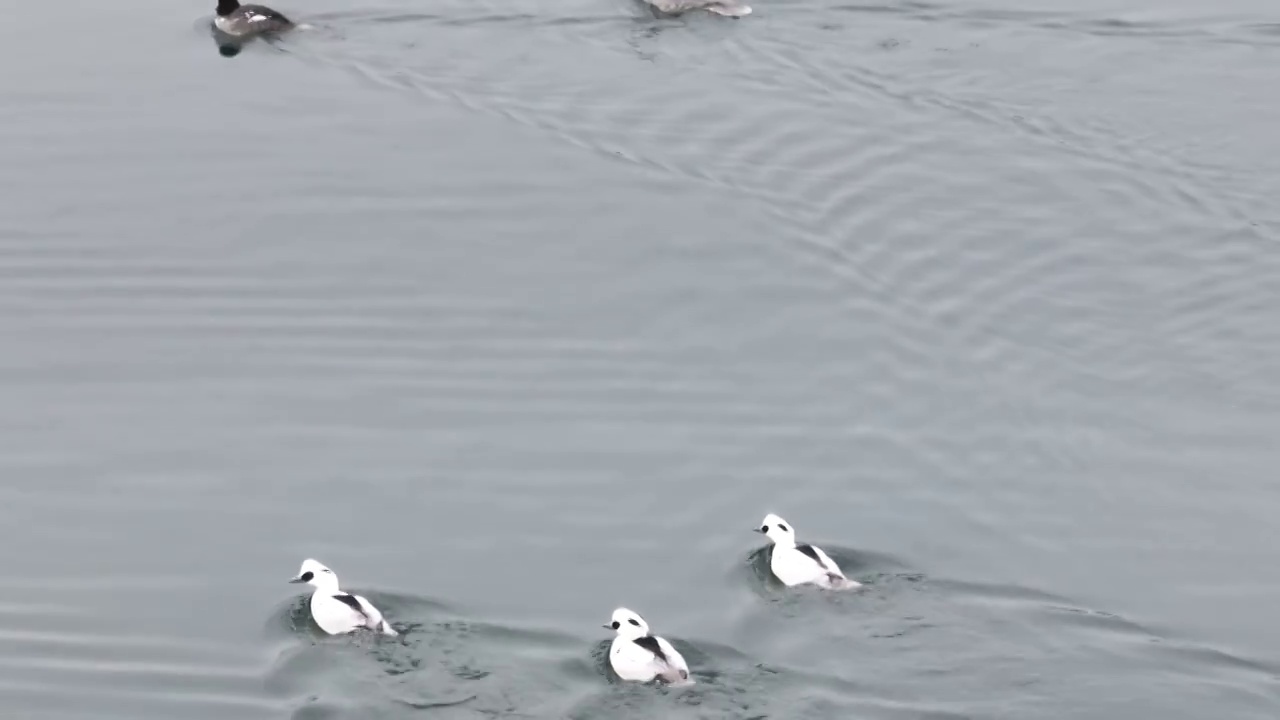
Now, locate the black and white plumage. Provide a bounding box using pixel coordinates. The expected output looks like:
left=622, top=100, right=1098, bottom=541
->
left=604, top=607, right=692, bottom=685
left=288, top=558, right=398, bottom=636
left=214, top=0, right=295, bottom=37
left=755, top=513, right=861, bottom=590
left=644, top=0, right=752, bottom=17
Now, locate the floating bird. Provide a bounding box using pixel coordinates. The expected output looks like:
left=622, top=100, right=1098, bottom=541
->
left=644, top=0, right=753, bottom=18
left=214, top=0, right=295, bottom=38
left=289, top=558, right=398, bottom=636
left=604, top=607, right=693, bottom=685
left=756, top=513, right=860, bottom=590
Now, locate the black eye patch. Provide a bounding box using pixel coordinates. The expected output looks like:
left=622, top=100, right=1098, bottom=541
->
left=611, top=621, right=620, bottom=629
left=761, top=525, right=769, bottom=532
left=300, top=571, right=314, bottom=582
left=628, top=618, right=641, bottom=626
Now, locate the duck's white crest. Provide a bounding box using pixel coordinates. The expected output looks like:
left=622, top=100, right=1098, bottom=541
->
left=289, top=558, right=398, bottom=636
left=605, top=607, right=693, bottom=685
left=756, top=514, right=861, bottom=590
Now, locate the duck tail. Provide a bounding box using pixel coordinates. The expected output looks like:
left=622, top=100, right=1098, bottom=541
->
left=659, top=667, right=695, bottom=685
left=707, top=2, right=751, bottom=16
left=828, top=573, right=862, bottom=590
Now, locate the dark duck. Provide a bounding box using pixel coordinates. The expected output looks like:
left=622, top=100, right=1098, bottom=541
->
left=214, top=0, right=295, bottom=38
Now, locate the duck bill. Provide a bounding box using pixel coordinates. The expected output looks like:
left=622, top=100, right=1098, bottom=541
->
left=288, top=576, right=306, bottom=584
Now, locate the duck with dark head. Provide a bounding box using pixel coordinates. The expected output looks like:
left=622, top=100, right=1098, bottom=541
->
left=214, top=0, right=295, bottom=38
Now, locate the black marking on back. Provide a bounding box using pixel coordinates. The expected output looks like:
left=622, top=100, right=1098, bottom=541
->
left=242, top=4, right=291, bottom=22
left=632, top=635, right=668, bottom=664
left=796, top=543, right=823, bottom=565
left=332, top=593, right=370, bottom=621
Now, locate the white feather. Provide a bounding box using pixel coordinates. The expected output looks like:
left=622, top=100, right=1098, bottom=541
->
left=290, top=559, right=398, bottom=636
left=758, top=513, right=862, bottom=590
left=606, top=608, right=693, bottom=685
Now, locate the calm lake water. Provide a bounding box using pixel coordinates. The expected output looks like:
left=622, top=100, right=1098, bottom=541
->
left=2, top=0, right=1279, bottom=718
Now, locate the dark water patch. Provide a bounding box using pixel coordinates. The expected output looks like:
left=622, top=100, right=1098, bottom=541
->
left=575, top=637, right=862, bottom=720
left=267, top=584, right=792, bottom=718
left=265, top=589, right=460, bottom=642
left=266, top=593, right=613, bottom=718
left=1247, top=22, right=1280, bottom=36
left=269, top=628, right=483, bottom=716
left=929, top=577, right=1078, bottom=606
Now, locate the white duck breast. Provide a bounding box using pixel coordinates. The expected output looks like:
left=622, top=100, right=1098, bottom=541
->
left=757, top=513, right=861, bottom=590
left=646, top=0, right=752, bottom=17
left=289, top=558, right=398, bottom=636
left=605, top=608, right=693, bottom=685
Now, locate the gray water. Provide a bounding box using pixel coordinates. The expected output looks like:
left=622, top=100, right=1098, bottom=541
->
left=2, top=0, right=1279, bottom=718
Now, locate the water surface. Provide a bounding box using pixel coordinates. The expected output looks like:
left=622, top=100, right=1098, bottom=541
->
left=1, top=0, right=1279, bottom=718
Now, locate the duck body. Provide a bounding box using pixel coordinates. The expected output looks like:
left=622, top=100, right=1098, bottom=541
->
left=645, top=0, right=752, bottom=17
left=214, top=0, right=294, bottom=37
left=289, top=558, right=398, bottom=637
left=770, top=542, right=859, bottom=590
left=610, top=633, right=691, bottom=684
left=308, top=588, right=398, bottom=636
left=757, top=513, right=861, bottom=590
left=605, top=607, right=693, bottom=685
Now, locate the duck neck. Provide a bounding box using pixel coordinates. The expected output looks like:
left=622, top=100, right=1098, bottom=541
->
left=310, top=578, right=341, bottom=594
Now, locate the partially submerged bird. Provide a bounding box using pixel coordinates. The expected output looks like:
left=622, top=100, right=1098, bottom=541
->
left=645, top=0, right=752, bottom=18
left=289, top=559, right=398, bottom=636
left=756, top=513, right=861, bottom=590
left=605, top=607, right=693, bottom=685
left=214, top=0, right=295, bottom=37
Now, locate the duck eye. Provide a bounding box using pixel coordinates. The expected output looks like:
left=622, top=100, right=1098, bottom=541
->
left=611, top=621, right=620, bottom=629
left=628, top=618, right=640, bottom=627
left=300, top=571, right=314, bottom=582
left=761, top=525, right=769, bottom=532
